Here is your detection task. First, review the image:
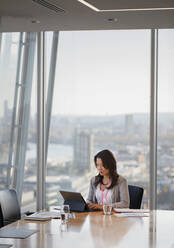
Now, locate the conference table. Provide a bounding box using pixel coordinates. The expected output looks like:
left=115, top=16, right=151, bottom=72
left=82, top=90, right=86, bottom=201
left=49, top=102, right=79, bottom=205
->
left=0, top=209, right=174, bottom=248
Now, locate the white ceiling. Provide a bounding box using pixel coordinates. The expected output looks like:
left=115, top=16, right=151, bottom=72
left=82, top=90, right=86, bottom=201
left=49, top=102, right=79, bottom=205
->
left=0, top=0, right=174, bottom=32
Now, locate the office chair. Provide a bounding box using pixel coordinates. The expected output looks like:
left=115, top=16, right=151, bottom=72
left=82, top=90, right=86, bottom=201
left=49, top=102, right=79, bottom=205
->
left=128, top=185, right=144, bottom=209
left=0, top=188, right=21, bottom=226
left=0, top=206, right=3, bottom=228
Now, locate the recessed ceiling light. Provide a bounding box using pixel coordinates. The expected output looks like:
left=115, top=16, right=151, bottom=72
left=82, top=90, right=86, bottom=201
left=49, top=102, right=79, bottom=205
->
left=77, top=0, right=174, bottom=12
left=31, top=19, right=41, bottom=24
left=107, top=18, right=118, bottom=22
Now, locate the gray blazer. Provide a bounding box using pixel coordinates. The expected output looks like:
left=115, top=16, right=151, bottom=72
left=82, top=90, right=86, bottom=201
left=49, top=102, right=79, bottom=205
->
left=86, top=175, right=130, bottom=208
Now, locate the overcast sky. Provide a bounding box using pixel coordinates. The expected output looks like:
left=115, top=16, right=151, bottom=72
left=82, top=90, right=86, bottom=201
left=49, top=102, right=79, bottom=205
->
left=0, top=29, right=174, bottom=117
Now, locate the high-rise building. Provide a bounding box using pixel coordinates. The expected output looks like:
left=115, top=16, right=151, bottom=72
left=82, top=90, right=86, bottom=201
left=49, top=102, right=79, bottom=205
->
left=73, top=128, right=93, bottom=174
left=124, top=114, right=134, bottom=134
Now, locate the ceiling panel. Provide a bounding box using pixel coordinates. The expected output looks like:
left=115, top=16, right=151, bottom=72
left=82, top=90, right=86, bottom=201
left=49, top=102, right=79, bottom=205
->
left=0, top=0, right=174, bottom=31
left=87, top=0, right=174, bottom=10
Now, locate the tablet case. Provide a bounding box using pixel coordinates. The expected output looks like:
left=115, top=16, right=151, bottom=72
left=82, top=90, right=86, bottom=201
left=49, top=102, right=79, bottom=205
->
left=64, top=199, right=86, bottom=212
left=59, top=191, right=88, bottom=212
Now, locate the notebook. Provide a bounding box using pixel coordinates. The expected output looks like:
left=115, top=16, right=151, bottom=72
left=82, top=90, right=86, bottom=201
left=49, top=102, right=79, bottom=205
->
left=24, top=211, right=63, bottom=221
left=24, top=214, right=52, bottom=221
left=0, top=245, right=13, bottom=248
left=0, top=227, right=38, bottom=239
left=59, top=190, right=100, bottom=212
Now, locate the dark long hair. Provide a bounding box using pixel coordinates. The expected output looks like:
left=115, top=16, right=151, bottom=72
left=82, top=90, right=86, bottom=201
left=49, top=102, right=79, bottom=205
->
left=94, top=149, right=119, bottom=189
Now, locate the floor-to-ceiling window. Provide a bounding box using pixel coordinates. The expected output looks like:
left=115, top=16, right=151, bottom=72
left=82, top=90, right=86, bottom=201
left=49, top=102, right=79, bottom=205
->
left=0, top=33, right=17, bottom=189
left=1, top=29, right=174, bottom=211
left=0, top=32, right=37, bottom=212
left=21, top=41, right=37, bottom=212
left=158, top=29, right=174, bottom=209
left=46, top=30, right=150, bottom=208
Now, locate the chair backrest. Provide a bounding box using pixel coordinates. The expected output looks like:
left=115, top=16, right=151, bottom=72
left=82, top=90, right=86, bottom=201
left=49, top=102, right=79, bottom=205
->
left=0, top=188, right=21, bottom=226
left=128, top=185, right=144, bottom=209
left=0, top=205, right=3, bottom=228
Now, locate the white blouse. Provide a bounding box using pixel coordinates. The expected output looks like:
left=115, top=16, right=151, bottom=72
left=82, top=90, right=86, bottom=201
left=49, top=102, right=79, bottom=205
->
left=95, top=184, right=112, bottom=205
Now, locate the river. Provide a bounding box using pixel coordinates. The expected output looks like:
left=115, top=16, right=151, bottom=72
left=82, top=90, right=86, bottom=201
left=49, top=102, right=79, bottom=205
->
left=26, top=142, right=73, bottom=162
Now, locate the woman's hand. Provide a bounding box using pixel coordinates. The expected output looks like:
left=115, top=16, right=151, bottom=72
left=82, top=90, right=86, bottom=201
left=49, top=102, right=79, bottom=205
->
left=87, top=203, right=103, bottom=210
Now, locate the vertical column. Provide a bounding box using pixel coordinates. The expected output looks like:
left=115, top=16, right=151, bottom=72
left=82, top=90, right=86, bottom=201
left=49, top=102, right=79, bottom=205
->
left=150, top=29, right=158, bottom=210
left=37, top=32, right=46, bottom=211
left=7, top=32, right=23, bottom=187
left=45, top=32, right=59, bottom=163
left=11, top=32, right=36, bottom=204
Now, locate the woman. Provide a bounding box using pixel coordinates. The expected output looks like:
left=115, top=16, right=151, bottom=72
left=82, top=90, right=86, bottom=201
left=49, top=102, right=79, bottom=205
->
left=87, top=149, right=130, bottom=209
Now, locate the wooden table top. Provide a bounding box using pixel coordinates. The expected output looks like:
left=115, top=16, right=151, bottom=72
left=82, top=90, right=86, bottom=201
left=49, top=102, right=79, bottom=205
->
left=0, top=210, right=174, bottom=248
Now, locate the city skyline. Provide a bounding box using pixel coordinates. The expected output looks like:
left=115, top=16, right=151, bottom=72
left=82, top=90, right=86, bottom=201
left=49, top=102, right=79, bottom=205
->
left=0, top=98, right=174, bottom=209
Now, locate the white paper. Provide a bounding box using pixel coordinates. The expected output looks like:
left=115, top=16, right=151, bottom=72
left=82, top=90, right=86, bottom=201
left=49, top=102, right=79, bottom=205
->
left=114, top=212, right=149, bottom=217
left=24, top=211, right=60, bottom=221
left=113, top=208, right=149, bottom=213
